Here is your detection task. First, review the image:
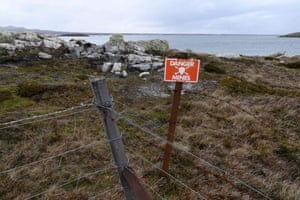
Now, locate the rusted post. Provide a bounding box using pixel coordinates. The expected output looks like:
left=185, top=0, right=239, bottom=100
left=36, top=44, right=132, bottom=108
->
left=161, top=81, right=183, bottom=176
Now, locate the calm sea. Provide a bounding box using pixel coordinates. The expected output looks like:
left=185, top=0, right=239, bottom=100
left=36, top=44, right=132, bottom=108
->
left=61, top=34, right=300, bottom=56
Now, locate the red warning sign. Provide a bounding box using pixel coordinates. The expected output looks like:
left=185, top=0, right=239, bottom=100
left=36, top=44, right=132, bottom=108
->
left=164, top=58, right=200, bottom=83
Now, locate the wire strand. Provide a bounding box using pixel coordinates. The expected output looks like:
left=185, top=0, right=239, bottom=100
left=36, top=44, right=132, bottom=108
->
left=88, top=186, right=123, bottom=200
left=122, top=117, right=272, bottom=200
left=0, top=107, right=94, bottom=130
left=24, top=166, right=117, bottom=200
left=127, top=147, right=208, bottom=200
left=0, top=140, right=105, bottom=175
left=0, top=103, right=93, bottom=127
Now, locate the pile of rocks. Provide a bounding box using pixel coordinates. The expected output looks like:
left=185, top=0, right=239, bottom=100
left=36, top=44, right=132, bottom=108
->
left=0, top=31, right=169, bottom=77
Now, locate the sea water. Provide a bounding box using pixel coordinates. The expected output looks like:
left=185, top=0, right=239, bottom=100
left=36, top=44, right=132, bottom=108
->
left=61, top=34, right=300, bottom=56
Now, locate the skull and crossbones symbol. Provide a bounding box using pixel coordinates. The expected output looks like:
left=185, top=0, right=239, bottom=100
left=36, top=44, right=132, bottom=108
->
left=174, top=66, right=190, bottom=76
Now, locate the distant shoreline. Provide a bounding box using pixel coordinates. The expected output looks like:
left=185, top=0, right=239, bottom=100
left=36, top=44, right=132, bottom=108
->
left=59, top=33, right=90, bottom=37
left=280, top=32, right=300, bottom=38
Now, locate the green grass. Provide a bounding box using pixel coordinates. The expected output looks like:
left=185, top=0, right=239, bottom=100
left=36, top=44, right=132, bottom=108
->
left=221, top=76, right=300, bottom=97
left=0, top=96, right=34, bottom=111
left=1, top=55, right=300, bottom=199
left=0, top=89, right=13, bottom=102
left=203, top=62, right=227, bottom=74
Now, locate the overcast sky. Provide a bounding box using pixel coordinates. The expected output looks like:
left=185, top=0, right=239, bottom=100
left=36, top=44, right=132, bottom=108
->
left=0, top=0, right=299, bottom=34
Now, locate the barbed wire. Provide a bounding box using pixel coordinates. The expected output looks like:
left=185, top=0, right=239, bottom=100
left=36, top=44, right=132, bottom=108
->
left=0, top=140, right=105, bottom=175
left=88, top=186, right=123, bottom=200
left=0, top=103, right=94, bottom=128
left=122, top=117, right=272, bottom=200
left=24, top=166, right=117, bottom=200
left=132, top=165, right=166, bottom=200
left=126, top=147, right=208, bottom=200
left=0, top=107, right=94, bottom=130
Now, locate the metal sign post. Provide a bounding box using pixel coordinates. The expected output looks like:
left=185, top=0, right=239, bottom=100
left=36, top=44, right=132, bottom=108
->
left=161, top=57, right=200, bottom=177
left=161, top=81, right=183, bottom=176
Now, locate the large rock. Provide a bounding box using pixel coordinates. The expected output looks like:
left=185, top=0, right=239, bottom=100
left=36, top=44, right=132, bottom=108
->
left=127, top=54, right=152, bottom=64
left=127, top=41, right=146, bottom=53
left=64, top=40, right=83, bottom=57
left=42, top=37, right=63, bottom=49
left=16, top=32, right=42, bottom=42
left=104, top=34, right=127, bottom=53
left=152, top=62, right=164, bottom=70
left=111, top=62, right=123, bottom=73
left=0, top=43, right=16, bottom=54
left=101, top=62, right=113, bottom=72
left=135, top=39, right=169, bottom=54
left=0, top=31, right=15, bottom=44
left=129, top=63, right=152, bottom=71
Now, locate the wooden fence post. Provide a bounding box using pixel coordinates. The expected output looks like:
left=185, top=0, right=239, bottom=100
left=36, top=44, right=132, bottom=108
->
left=90, top=76, right=151, bottom=200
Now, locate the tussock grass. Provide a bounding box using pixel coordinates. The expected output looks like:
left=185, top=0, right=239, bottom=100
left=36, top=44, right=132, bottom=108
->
left=203, top=62, right=227, bottom=74
left=221, top=76, right=300, bottom=97
left=1, top=56, right=300, bottom=199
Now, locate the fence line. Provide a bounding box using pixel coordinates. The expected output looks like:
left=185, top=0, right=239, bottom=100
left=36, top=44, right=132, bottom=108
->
left=0, top=107, right=94, bottom=130
left=88, top=186, right=123, bottom=200
left=0, top=140, right=105, bottom=175
left=133, top=166, right=166, bottom=200
left=0, top=94, right=275, bottom=199
left=143, top=181, right=166, bottom=200
left=24, top=166, right=117, bottom=200
left=0, top=103, right=94, bottom=128
left=127, top=147, right=208, bottom=200
left=122, top=117, right=272, bottom=200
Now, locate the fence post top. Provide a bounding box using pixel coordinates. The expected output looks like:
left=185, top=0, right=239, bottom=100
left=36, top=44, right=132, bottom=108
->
left=90, top=76, right=106, bottom=83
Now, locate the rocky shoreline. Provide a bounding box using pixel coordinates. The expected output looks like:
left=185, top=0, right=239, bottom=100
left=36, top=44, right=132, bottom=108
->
left=0, top=31, right=170, bottom=77
left=1, top=31, right=300, bottom=78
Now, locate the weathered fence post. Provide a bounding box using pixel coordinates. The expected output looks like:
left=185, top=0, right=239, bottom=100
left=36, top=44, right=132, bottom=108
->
left=90, top=76, right=151, bottom=200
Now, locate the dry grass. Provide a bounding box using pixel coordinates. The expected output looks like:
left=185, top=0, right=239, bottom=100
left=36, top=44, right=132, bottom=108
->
left=0, top=55, right=300, bottom=199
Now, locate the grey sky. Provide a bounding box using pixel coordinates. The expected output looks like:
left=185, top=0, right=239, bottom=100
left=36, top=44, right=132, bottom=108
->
left=0, top=0, right=299, bottom=34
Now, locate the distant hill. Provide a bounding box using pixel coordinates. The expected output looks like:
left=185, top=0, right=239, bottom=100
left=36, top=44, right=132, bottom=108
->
left=0, top=26, right=68, bottom=35
left=0, top=26, right=102, bottom=36
left=280, top=32, right=300, bottom=37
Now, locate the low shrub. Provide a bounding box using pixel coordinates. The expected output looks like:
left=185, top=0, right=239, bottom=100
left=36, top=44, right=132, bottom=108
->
left=221, top=76, right=300, bottom=97
left=281, top=61, right=300, bottom=69
left=221, top=77, right=267, bottom=95
left=203, top=62, right=226, bottom=74
left=17, top=81, right=45, bottom=97
left=275, top=145, right=299, bottom=163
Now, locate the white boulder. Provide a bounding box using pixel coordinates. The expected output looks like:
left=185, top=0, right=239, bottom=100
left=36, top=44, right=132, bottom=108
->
left=38, top=52, right=52, bottom=59
left=43, top=37, right=63, bottom=49
left=216, top=52, right=241, bottom=60
left=130, top=63, right=152, bottom=71
left=128, top=54, right=152, bottom=64
left=121, top=70, right=128, bottom=78
left=111, top=62, right=123, bottom=73
left=101, top=62, right=113, bottom=72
